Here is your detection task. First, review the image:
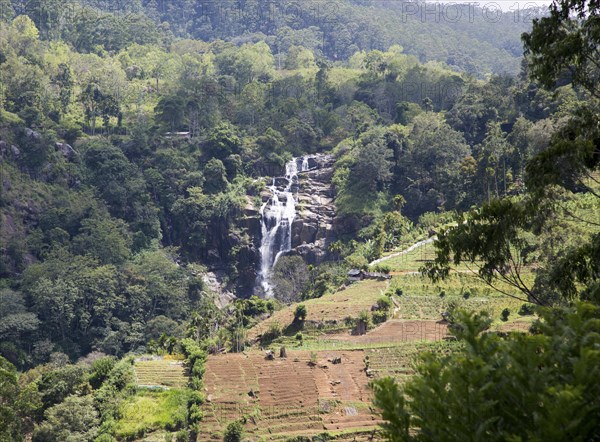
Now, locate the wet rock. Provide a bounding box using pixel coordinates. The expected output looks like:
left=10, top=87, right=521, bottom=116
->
left=235, top=244, right=259, bottom=297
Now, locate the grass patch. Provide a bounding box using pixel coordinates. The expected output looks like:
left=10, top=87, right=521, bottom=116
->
left=249, top=279, right=389, bottom=340
left=114, top=389, right=189, bottom=440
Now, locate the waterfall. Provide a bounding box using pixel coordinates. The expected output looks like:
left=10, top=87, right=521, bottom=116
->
left=256, top=157, right=311, bottom=296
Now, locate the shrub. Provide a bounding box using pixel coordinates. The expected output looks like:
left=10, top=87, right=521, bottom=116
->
left=261, top=322, right=281, bottom=344
left=223, top=421, right=243, bottom=442
left=372, top=264, right=391, bottom=274
left=89, top=356, right=117, bottom=389
left=344, top=253, right=369, bottom=271
left=518, top=303, right=535, bottom=316
left=295, top=332, right=303, bottom=341
left=462, top=289, right=471, bottom=300
left=372, top=310, right=389, bottom=324
left=395, top=287, right=403, bottom=296
left=357, top=310, right=371, bottom=333
left=294, top=304, right=308, bottom=322
left=376, top=296, right=393, bottom=311
left=175, top=430, right=189, bottom=442
left=501, top=308, right=510, bottom=321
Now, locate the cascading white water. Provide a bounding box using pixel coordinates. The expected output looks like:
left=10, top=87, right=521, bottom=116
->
left=256, top=156, right=311, bottom=296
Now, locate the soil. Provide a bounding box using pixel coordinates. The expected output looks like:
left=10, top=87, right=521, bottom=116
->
left=200, top=350, right=383, bottom=440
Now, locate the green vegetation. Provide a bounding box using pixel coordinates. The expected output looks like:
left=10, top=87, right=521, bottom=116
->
left=294, top=304, right=308, bottom=323
left=374, top=304, right=600, bottom=441
left=223, top=421, right=243, bottom=442
left=134, top=358, right=188, bottom=389
left=373, top=0, right=600, bottom=439
left=114, top=390, right=189, bottom=440
left=1, top=0, right=599, bottom=440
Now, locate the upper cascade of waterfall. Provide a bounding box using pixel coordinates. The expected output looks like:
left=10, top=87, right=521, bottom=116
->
left=256, top=156, right=315, bottom=297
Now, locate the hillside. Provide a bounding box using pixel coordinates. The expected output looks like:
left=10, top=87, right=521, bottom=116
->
left=2, top=0, right=600, bottom=441
left=5, top=0, right=544, bottom=77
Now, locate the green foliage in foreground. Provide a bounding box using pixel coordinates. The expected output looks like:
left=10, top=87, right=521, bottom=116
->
left=373, top=303, right=600, bottom=441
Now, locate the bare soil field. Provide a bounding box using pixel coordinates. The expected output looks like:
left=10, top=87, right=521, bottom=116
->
left=200, top=350, right=383, bottom=440
left=328, top=319, right=449, bottom=345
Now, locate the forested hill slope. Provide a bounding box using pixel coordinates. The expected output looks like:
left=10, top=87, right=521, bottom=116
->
left=4, top=0, right=545, bottom=77
left=0, top=0, right=582, bottom=368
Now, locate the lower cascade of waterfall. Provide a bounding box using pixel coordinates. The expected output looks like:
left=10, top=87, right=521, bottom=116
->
left=256, top=156, right=311, bottom=296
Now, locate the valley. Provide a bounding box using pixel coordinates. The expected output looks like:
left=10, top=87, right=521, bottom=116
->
left=1, top=1, right=599, bottom=441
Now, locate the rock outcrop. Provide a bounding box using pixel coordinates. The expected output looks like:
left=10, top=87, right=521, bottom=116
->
left=290, top=154, right=336, bottom=264
left=235, top=154, right=337, bottom=297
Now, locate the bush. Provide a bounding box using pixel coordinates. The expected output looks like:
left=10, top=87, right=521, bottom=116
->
left=501, top=308, right=510, bottom=321
left=261, top=322, right=281, bottom=344
left=372, top=264, right=391, bottom=274
left=344, top=253, right=369, bottom=271
left=175, top=430, right=189, bottom=442
left=376, top=296, right=393, bottom=311
left=372, top=310, right=389, bottom=324
left=295, top=332, right=303, bottom=341
left=518, top=303, right=535, bottom=316
left=89, top=356, right=117, bottom=389
left=223, top=421, right=243, bottom=442
left=294, top=304, right=308, bottom=322
left=357, top=310, right=371, bottom=332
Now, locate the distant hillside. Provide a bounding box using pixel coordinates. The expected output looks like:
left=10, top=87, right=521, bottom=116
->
left=6, top=0, right=546, bottom=76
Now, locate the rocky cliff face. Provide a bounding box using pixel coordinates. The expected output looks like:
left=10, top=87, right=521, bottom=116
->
left=290, top=154, right=336, bottom=264
left=234, top=154, right=337, bottom=297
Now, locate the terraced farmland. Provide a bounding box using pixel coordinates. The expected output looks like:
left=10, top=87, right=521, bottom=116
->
left=201, top=350, right=383, bottom=440
left=330, top=319, right=449, bottom=345
left=134, top=358, right=188, bottom=389
left=249, top=279, right=389, bottom=340
left=200, top=271, right=533, bottom=440
left=365, top=341, right=460, bottom=382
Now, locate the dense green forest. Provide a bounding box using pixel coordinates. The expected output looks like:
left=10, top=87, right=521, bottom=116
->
left=0, top=0, right=599, bottom=440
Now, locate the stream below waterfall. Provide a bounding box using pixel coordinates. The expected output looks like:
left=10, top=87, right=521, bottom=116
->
left=256, top=156, right=311, bottom=296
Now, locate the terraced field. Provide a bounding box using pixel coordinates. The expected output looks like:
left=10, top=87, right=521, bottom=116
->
left=248, top=279, right=389, bottom=340
left=365, top=341, right=460, bottom=382
left=330, top=319, right=449, bottom=345
left=201, top=350, right=383, bottom=440
left=134, top=358, right=188, bottom=389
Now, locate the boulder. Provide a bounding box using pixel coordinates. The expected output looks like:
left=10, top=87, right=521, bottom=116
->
left=55, top=142, right=78, bottom=159
left=24, top=128, right=41, bottom=139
